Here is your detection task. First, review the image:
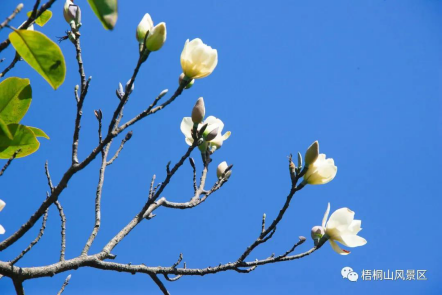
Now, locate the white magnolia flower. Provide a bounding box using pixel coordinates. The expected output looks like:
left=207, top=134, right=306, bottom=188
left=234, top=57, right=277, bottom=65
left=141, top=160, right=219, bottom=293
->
left=180, top=38, right=218, bottom=79
left=0, top=199, right=5, bottom=234
left=145, top=22, right=166, bottom=51
left=322, top=203, right=367, bottom=255
left=180, top=116, right=230, bottom=151
left=303, top=154, right=337, bottom=185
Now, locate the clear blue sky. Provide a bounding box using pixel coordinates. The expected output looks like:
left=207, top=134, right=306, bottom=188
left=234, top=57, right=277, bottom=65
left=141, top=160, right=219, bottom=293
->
left=0, top=0, right=441, bottom=294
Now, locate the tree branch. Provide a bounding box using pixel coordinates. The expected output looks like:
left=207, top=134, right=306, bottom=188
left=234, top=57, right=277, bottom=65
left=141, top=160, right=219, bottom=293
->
left=57, top=274, right=71, bottom=295
left=0, top=52, right=21, bottom=78
left=0, top=3, right=24, bottom=31
left=54, top=201, right=67, bottom=261
left=149, top=274, right=170, bottom=295
left=0, top=149, right=20, bottom=177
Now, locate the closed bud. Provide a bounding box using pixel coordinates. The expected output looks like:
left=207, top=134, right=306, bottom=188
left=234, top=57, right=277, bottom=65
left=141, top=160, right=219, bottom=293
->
left=217, top=161, right=231, bottom=179
left=204, top=126, right=218, bottom=142
left=136, top=13, right=153, bottom=43
left=125, top=79, right=134, bottom=94
left=304, top=141, right=319, bottom=167
left=145, top=22, right=166, bottom=51
left=63, top=0, right=81, bottom=28
left=311, top=226, right=325, bottom=246
left=191, top=97, right=205, bottom=124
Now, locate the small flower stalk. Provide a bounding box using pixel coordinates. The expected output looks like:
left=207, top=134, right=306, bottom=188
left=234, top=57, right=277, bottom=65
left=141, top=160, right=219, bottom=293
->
left=181, top=38, right=218, bottom=79
left=136, top=13, right=167, bottom=54
left=302, top=141, right=337, bottom=185
left=314, top=203, right=367, bottom=255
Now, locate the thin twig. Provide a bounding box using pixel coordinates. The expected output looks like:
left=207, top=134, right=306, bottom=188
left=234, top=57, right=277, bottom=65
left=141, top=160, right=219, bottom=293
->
left=0, top=149, right=20, bottom=177
left=10, top=209, right=49, bottom=265
left=107, top=131, right=133, bottom=166
left=54, top=201, right=66, bottom=261
left=149, top=274, right=170, bottom=295
left=45, top=161, right=54, bottom=192
left=0, top=4, right=24, bottom=31
left=0, top=52, right=20, bottom=78
left=57, top=274, right=71, bottom=295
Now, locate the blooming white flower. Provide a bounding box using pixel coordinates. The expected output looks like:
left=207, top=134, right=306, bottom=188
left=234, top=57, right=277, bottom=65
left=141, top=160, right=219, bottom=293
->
left=180, top=38, right=218, bottom=79
left=303, top=154, right=337, bottom=185
left=217, top=161, right=231, bottom=179
left=0, top=199, right=5, bottom=234
left=322, top=203, right=367, bottom=255
left=180, top=115, right=230, bottom=151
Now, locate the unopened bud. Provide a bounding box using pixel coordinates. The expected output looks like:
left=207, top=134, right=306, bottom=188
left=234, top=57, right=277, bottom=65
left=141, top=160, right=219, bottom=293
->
left=125, top=79, right=134, bottom=94
left=191, top=97, right=205, bottom=124
left=63, top=0, right=81, bottom=28
left=136, top=13, right=153, bottom=43
left=145, top=22, right=166, bottom=51
left=204, top=126, right=218, bottom=142
left=304, top=141, right=319, bottom=167
left=125, top=131, right=133, bottom=141
left=311, top=226, right=325, bottom=246
left=217, top=161, right=231, bottom=179
left=179, top=73, right=194, bottom=89
left=94, top=109, right=102, bottom=120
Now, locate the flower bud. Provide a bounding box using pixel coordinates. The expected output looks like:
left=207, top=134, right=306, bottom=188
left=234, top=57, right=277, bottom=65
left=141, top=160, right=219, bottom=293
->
left=179, top=73, right=194, bottom=89
left=204, top=126, right=219, bottom=142
left=191, top=97, right=205, bottom=124
left=136, top=13, right=153, bottom=43
left=311, top=225, right=324, bottom=246
left=63, top=0, right=81, bottom=28
left=304, top=141, right=319, bottom=167
left=217, top=161, right=231, bottom=179
left=145, top=22, right=166, bottom=51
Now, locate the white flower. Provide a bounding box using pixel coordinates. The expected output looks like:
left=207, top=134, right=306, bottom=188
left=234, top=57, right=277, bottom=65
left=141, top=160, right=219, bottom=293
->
left=303, top=154, right=337, bottom=185
left=180, top=116, right=230, bottom=151
left=0, top=199, right=5, bottom=234
left=136, top=13, right=153, bottom=43
left=217, top=161, right=231, bottom=179
left=180, top=38, right=218, bottom=79
left=322, top=203, right=367, bottom=255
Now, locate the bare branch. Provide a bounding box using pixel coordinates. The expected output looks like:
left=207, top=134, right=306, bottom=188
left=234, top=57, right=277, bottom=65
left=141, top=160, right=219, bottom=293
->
left=57, top=274, right=71, bottom=295
left=107, top=131, right=133, bottom=166
left=54, top=201, right=67, bottom=261
left=10, top=209, right=49, bottom=265
left=0, top=149, right=20, bottom=177
left=45, top=161, right=54, bottom=192
left=12, top=279, right=25, bottom=295
left=0, top=3, right=24, bottom=31
left=149, top=274, right=170, bottom=295
left=0, top=52, right=21, bottom=78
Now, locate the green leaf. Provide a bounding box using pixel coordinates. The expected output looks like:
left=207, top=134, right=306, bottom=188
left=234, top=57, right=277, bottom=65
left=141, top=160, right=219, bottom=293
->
left=87, top=0, right=118, bottom=30
left=28, top=126, right=49, bottom=139
left=0, top=77, right=32, bottom=125
left=0, top=118, right=13, bottom=140
left=27, top=10, right=53, bottom=27
left=0, top=124, right=39, bottom=159
left=9, top=30, right=66, bottom=89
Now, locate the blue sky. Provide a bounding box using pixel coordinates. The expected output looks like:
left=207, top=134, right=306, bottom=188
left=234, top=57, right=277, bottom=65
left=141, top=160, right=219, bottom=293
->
left=0, top=0, right=441, bottom=294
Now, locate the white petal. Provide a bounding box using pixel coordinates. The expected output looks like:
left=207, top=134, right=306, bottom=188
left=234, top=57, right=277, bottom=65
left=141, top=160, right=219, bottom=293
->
left=222, top=131, right=231, bottom=140
left=348, top=220, right=362, bottom=234
left=0, top=224, right=4, bottom=234
left=0, top=199, right=5, bottom=212
left=341, top=235, right=367, bottom=247
left=329, top=240, right=350, bottom=255
left=328, top=208, right=354, bottom=228
left=322, top=202, right=330, bottom=228
left=180, top=117, right=194, bottom=140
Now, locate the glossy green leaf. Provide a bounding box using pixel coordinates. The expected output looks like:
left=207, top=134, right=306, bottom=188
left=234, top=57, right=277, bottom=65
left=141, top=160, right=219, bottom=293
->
left=0, top=124, right=39, bottom=159
left=87, top=0, right=118, bottom=30
left=27, top=10, right=53, bottom=27
left=0, top=118, right=13, bottom=140
left=0, top=77, right=32, bottom=125
left=9, top=30, right=66, bottom=89
left=28, top=126, right=50, bottom=139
